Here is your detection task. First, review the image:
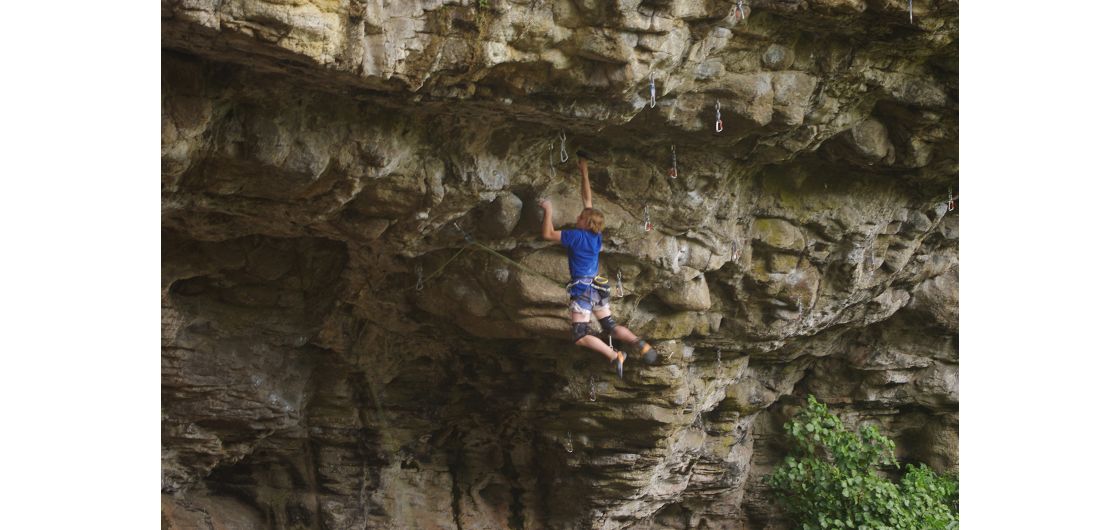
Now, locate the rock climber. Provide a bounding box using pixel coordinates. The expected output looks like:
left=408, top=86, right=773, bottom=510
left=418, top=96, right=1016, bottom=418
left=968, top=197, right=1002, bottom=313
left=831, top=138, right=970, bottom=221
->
left=538, top=152, right=655, bottom=378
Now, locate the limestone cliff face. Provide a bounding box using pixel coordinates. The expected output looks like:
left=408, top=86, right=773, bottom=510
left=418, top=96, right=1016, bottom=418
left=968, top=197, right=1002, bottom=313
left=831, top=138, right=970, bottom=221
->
left=161, top=1, right=958, bottom=528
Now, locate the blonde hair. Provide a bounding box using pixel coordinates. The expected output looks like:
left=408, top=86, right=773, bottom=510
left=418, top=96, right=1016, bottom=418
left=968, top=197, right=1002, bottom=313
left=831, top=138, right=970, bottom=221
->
left=579, top=208, right=605, bottom=234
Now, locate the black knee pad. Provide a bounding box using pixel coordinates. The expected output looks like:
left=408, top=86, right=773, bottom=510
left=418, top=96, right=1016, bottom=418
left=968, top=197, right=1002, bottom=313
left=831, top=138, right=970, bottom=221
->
left=598, top=315, right=617, bottom=336
left=571, top=322, right=592, bottom=343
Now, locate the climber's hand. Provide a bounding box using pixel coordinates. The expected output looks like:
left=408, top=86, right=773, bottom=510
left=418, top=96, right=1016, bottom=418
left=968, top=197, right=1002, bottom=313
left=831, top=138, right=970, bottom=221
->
left=538, top=198, right=552, bottom=211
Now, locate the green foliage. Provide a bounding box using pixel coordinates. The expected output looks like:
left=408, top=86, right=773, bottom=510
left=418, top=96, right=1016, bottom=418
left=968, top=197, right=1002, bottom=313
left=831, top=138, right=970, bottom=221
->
left=765, top=395, right=959, bottom=530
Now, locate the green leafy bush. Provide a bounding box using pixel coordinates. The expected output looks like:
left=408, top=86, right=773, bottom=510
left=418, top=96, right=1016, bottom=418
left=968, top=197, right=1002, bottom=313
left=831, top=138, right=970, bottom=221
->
left=765, top=395, right=958, bottom=530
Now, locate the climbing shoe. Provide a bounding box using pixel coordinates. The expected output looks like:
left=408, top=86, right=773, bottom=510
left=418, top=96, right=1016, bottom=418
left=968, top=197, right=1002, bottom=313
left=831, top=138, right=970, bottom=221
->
left=613, top=350, right=626, bottom=379
left=636, top=340, right=658, bottom=365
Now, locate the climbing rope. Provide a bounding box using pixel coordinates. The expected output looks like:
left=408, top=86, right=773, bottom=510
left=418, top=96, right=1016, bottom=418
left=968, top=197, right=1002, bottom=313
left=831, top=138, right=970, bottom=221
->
left=417, top=220, right=572, bottom=292
left=422, top=246, right=469, bottom=286
left=715, top=100, right=724, bottom=133
left=668, top=145, right=678, bottom=179
left=649, top=72, right=657, bottom=108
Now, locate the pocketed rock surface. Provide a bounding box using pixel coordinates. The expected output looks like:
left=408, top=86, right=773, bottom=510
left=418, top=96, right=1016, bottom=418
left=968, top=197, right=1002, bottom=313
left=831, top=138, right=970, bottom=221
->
left=162, top=1, right=957, bottom=528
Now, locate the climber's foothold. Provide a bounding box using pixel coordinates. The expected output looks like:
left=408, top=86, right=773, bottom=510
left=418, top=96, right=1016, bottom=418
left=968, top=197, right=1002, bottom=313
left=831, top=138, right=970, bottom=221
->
left=576, top=149, right=596, bottom=162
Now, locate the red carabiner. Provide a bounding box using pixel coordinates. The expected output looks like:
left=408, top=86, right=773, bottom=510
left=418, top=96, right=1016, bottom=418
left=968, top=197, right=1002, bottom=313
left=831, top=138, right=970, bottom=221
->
left=715, top=119, right=724, bottom=133
left=645, top=221, right=653, bottom=232
left=668, top=167, right=677, bottom=178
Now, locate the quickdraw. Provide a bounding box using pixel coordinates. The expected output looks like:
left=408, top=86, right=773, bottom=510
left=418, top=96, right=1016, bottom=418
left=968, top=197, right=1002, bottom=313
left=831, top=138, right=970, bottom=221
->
left=668, top=145, right=678, bottom=178
left=548, top=141, right=556, bottom=179
left=947, top=186, right=956, bottom=212
left=908, top=0, right=913, bottom=24
left=559, top=131, right=569, bottom=163
left=415, top=264, right=424, bottom=291
left=644, top=206, right=653, bottom=232
left=564, top=431, right=574, bottom=453
left=735, top=0, right=746, bottom=20
left=615, top=270, right=624, bottom=298
left=731, top=240, right=742, bottom=262
left=589, top=376, right=597, bottom=401
left=649, top=72, right=657, bottom=109
left=715, top=100, right=724, bottom=133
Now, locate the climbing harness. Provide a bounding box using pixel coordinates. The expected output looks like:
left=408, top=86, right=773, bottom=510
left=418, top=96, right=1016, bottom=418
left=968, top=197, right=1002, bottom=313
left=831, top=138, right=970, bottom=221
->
left=947, top=186, right=956, bottom=212
left=415, top=264, right=424, bottom=291
left=644, top=206, right=653, bottom=232
left=908, top=0, right=913, bottom=24
left=715, top=100, right=724, bottom=133
left=559, top=131, right=569, bottom=163
left=668, top=145, right=678, bottom=179
left=649, top=72, right=657, bottom=108
left=734, top=0, right=746, bottom=20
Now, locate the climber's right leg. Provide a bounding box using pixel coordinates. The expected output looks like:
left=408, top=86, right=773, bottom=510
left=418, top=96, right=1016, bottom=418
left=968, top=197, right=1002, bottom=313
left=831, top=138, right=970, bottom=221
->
left=592, top=308, right=656, bottom=364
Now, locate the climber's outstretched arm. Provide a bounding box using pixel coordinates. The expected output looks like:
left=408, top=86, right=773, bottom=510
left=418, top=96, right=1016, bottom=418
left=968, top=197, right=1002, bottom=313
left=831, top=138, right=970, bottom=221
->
left=539, top=199, right=561, bottom=242
left=579, top=158, right=592, bottom=209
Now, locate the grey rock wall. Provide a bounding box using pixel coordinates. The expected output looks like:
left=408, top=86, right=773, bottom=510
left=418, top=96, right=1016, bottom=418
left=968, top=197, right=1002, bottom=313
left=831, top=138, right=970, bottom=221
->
left=162, top=1, right=957, bottom=528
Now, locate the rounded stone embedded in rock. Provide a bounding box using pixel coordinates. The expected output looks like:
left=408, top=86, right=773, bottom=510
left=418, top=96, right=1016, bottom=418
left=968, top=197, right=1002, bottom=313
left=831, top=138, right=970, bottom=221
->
left=761, top=44, right=794, bottom=70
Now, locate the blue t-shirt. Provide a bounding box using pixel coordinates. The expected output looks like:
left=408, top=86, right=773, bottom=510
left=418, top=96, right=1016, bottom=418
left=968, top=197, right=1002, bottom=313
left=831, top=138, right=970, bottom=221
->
left=560, top=229, right=602, bottom=279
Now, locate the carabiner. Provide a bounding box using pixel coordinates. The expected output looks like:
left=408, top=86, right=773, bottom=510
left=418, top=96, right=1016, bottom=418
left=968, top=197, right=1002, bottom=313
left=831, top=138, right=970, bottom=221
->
left=649, top=72, right=657, bottom=108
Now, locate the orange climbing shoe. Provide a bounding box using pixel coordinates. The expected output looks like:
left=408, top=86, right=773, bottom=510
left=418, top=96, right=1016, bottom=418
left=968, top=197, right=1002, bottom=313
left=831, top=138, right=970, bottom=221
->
left=636, top=340, right=658, bottom=365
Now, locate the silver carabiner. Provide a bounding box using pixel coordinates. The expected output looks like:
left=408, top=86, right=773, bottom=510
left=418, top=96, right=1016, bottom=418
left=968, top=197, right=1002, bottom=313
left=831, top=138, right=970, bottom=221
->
left=649, top=72, right=657, bottom=108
